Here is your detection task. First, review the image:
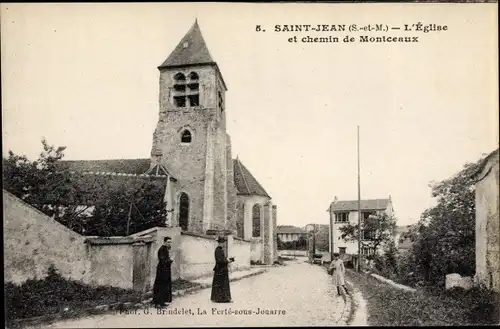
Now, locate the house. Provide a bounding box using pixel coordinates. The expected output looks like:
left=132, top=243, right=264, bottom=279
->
left=394, top=225, right=414, bottom=253
left=327, top=195, right=394, bottom=256
left=54, top=20, right=278, bottom=265
left=276, top=225, right=306, bottom=242
left=473, top=148, right=499, bottom=292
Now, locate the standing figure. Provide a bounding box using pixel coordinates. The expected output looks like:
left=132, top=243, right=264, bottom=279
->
left=211, top=236, right=235, bottom=303
left=328, top=252, right=349, bottom=296
left=152, top=237, right=173, bottom=308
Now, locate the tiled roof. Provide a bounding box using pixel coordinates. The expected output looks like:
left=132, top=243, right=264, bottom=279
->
left=159, top=20, right=215, bottom=69
left=233, top=159, right=270, bottom=198
left=56, top=159, right=152, bottom=175
left=328, top=199, right=391, bottom=212
left=66, top=173, right=168, bottom=206
left=277, top=225, right=306, bottom=234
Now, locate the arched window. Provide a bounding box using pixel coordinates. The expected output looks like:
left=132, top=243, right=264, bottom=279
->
left=187, top=71, right=199, bottom=107
left=179, top=193, right=189, bottom=231
left=181, top=130, right=192, bottom=143
left=189, top=72, right=199, bottom=80
left=252, top=204, right=261, bottom=238
left=173, top=73, right=187, bottom=107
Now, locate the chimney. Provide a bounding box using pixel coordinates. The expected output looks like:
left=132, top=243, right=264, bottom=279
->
left=334, top=196, right=338, bottom=202
left=389, top=194, right=392, bottom=200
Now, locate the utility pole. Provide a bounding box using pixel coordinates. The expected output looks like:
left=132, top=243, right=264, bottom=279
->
left=312, top=224, right=316, bottom=255
left=357, top=125, right=362, bottom=272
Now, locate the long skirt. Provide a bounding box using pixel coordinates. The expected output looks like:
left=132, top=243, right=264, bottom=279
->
left=153, top=264, right=172, bottom=305
left=211, top=269, right=231, bottom=302
left=332, top=270, right=346, bottom=286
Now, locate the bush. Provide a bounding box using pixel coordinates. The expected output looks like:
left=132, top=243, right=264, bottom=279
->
left=5, top=265, right=142, bottom=322
left=346, top=269, right=499, bottom=326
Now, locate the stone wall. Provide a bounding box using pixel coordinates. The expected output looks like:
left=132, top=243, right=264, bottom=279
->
left=86, top=239, right=135, bottom=290
left=475, top=150, right=500, bottom=292
left=178, top=231, right=218, bottom=280
left=251, top=239, right=263, bottom=262
left=228, top=236, right=251, bottom=272
left=3, top=190, right=91, bottom=284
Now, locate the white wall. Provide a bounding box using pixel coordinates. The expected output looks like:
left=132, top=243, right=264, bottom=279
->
left=3, top=190, right=91, bottom=285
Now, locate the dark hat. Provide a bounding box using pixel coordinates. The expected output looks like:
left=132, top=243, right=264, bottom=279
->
left=164, top=237, right=172, bottom=242
left=216, top=236, right=227, bottom=243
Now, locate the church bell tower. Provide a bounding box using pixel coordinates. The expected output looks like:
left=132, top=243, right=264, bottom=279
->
left=151, top=20, right=231, bottom=234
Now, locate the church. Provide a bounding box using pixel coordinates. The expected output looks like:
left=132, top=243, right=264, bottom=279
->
left=58, top=20, right=278, bottom=265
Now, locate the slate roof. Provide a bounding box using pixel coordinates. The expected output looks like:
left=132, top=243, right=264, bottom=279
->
left=328, top=199, right=391, bottom=212
left=159, top=20, right=215, bottom=69
left=233, top=159, right=271, bottom=198
left=277, top=225, right=306, bottom=234
left=158, top=20, right=228, bottom=91
left=56, top=159, right=152, bottom=175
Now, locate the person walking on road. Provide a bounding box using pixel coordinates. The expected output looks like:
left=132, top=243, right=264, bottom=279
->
left=328, top=253, right=349, bottom=296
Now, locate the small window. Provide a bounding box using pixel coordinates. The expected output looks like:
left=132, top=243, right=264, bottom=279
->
left=335, top=212, right=349, bottom=223
left=174, top=73, right=186, bottom=81
left=339, top=247, right=346, bottom=255
left=181, top=130, right=192, bottom=143
left=174, top=96, right=186, bottom=107
left=189, top=72, right=199, bottom=80
left=188, top=94, right=199, bottom=107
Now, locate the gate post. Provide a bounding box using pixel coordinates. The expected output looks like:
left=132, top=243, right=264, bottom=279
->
left=132, top=241, right=150, bottom=293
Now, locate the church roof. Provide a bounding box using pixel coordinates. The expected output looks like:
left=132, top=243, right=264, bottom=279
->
left=233, top=159, right=271, bottom=198
left=56, top=159, right=152, bottom=175
left=159, top=20, right=215, bottom=69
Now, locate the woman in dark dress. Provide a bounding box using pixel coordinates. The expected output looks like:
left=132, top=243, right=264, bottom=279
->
left=153, top=237, right=173, bottom=308
left=211, top=236, right=234, bottom=303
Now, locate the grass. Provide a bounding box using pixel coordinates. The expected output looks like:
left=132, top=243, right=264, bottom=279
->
left=346, top=269, right=499, bottom=326
left=5, top=266, right=200, bottom=326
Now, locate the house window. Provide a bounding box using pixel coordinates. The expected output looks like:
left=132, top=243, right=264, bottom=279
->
left=181, top=130, right=192, bottom=143
left=173, top=72, right=200, bottom=108
left=362, top=212, right=375, bottom=222
left=252, top=204, right=261, bottom=237
left=362, top=247, right=374, bottom=256
left=361, top=229, right=374, bottom=240
left=335, top=212, right=349, bottom=223
left=339, top=247, right=346, bottom=255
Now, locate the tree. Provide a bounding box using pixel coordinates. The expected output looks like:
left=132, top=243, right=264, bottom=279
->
left=3, top=139, right=167, bottom=236
left=3, top=139, right=73, bottom=219
left=338, top=212, right=397, bottom=259
left=408, top=157, right=483, bottom=286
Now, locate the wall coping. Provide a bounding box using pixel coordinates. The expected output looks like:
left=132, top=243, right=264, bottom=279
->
left=85, top=235, right=155, bottom=245
left=130, top=226, right=174, bottom=237
left=181, top=231, right=217, bottom=241
left=233, top=236, right=252, bottom=243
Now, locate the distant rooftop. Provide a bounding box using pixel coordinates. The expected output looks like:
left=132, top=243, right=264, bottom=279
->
left=276, top=225, right=306, bottom=234
left=328, top=198, right=391, bottom=212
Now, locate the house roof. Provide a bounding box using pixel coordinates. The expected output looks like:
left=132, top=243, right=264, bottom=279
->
left=328, top=199, right=391, bottom=212
left=159, top=20, right=215, bottom=68
left=277, top=225, right=306, bottom=234
left=233, top=158, right=270, bottom=198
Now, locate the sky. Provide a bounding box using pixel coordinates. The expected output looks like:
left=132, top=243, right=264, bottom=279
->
left=2, top=3, right=498, bottom=228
